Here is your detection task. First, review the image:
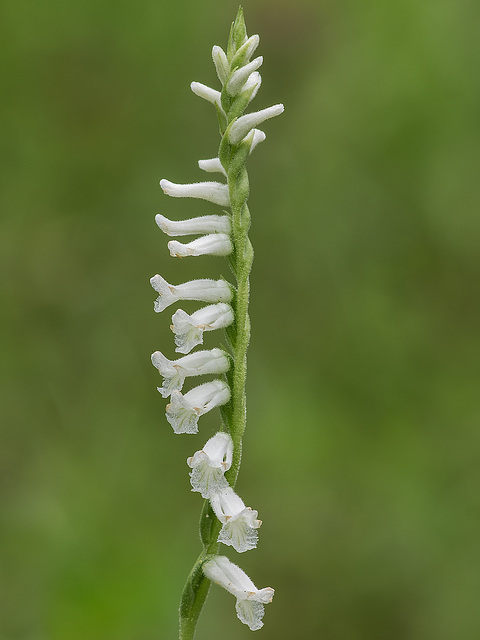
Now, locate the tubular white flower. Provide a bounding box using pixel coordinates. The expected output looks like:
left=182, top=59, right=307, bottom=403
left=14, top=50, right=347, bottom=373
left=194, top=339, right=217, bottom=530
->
left=151, top=348, right=230, bottom=397
left=212, top=45, right=230, bottom=85
left=155, top=213, right=231, bottom=236
left=187, top=431, right=233, bottom=496
left=166, top=381, right=230, bottom=434
left=171, top=303, right=234, bottom=354
left=168, top=233, right=233, bottom=258
left=198, top=157, right=227, bottom=176
left=233, top=34, right=260, bottom=65
left=160, top=179, right=230, bottom=207
left=150, top=275, right=232, bottom=313
left=203, top=556, right=274, bottom=631
left=241, top=71, right=262, bottom=103
left=190, top=82, right=224, bottom=114
left=228, top=104, right=284, bottom=145
left=210, top=487, right=261, bottom=553
left=226, top=56, right=263, bottom=96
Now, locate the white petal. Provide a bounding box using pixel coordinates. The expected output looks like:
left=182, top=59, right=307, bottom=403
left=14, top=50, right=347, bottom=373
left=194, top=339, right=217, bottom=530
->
left=149, top=274, right=177, bottom=312
left=168, top=234, right=232, bottom=258
left=198, top=158, right=227, bottom=177
left=235, top=599, right=266, bottom=631
left=241, top=71, right=262, bottom=103
left=233, top=34, right=260, bottom=65
left=190, top=81, right=223, bottom=111
left=160, top=179, right=230, bottom=207
left=228, top=104, right=284, bottom=145
left=212, top=45, right=230, bottom=84
left=166, top=390, right=201, bottom=434
left=155, top=213, right=231, bottom=236
left=187, top=431, right=233, bottom=498
left=250, top=129, right=266, bottom=153
left=226, top=56, right=263, bottom=96
left=217, top=507, right=261, bottom=553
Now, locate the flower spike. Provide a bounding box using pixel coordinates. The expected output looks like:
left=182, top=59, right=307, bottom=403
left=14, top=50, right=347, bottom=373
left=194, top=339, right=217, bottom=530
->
left=203, top=556, right=274, bottom=631
left=150, top=7, right=282, bottom=635
left=187, top=431, right=233, bottom=497
left=166, top=381, right=230, bottom=434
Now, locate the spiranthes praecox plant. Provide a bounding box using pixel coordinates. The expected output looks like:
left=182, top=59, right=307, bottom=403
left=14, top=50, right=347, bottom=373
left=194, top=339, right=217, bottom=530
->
left=150, top=7, right=283, bottom=638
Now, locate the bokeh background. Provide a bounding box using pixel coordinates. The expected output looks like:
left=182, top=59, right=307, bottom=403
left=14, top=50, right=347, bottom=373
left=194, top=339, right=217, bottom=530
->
left=1, top=0, right=479, bottom=638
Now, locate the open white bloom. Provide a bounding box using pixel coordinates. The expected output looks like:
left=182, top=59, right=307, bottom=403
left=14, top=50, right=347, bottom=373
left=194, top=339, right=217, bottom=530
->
left=160, top=179, right=230, bottom=207
left=210, top=487, right=261, bottom=553
left=150, top=275, right=232, bottom=313
left=226, top=56, right=263, bottom=96
left=155, top=213, right=231, bottom=236
left=212, top=45, right=230, bottom=85
left=228, top=104, right=284, bottom=145
left=168, top=233, right=233, bottom=258
left=166, top=381, right=230, bottom=434
left=171, top=303, right=234, bottom=354
left=203, top=556, right=274, bottom=631
left=151, top=348, right=230, bottom=397
left=187, top=431, right=233, bottom=496
left=198, top=157, right=227, bottom=176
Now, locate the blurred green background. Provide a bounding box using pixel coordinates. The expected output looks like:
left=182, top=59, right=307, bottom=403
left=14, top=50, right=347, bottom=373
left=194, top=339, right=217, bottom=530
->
left=1, top=0, right=479, bottom=638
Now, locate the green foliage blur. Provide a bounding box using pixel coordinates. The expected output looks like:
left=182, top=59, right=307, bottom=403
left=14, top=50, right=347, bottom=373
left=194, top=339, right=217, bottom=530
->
left=1, top=0, right=479, bottom=638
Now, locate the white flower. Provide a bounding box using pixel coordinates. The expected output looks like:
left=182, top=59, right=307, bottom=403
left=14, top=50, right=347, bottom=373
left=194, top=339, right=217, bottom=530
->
left=160, top=179, right=230, bottom=207
left=233, top=34, right=260, bottom=65
left=210, top=487, right=261, bottom=553
left=155, top=213, right=231, bottom=236
left=151, top=348, right=230, bottom=397
left=190, top=81, right=224, bottom=113
left=150, top=275, right=232, bottom=313
left=228, top=104, right=284, bottom=145
left=203, top=556, right=274, bottom=631
left=198, top=157, right=226, bottom=177
left=250, top=128, right=266, bottom=152
left=171, top=303, right=234, bottom=354
left=166, top=381, right=230, bottom=434
left=168, top=234, right=232, bottom=258
left=241, top=71, right=262, bottom=103
left=187, top=431, right=233, bottom=496
left=212, top=45, right=230, bottom=85
left=226, top=56, right=263, bottom=96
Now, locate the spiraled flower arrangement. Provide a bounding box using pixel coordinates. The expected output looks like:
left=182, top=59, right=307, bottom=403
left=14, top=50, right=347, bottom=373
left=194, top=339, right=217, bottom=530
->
left=150, top=7, right=283, bottom=638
